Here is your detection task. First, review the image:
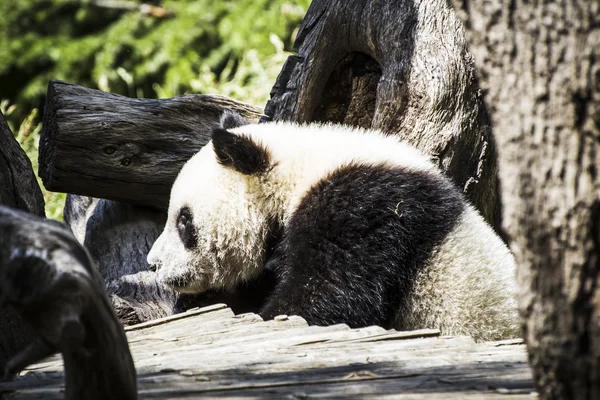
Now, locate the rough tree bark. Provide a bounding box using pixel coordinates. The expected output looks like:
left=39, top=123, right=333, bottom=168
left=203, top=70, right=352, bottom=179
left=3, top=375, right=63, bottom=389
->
left=0, top=114, right=45, bottom=216
left=265, top=0, right=502, bottom=231
left=40, top=80, right=263, bottom=209
left=0, top=110, right=44, bottom=372
left=451, top=0, right=600, bottom=398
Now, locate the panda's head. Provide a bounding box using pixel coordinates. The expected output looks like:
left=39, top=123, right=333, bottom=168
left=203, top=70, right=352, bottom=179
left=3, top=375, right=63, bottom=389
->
left=147, top=113, right=274, bottom=293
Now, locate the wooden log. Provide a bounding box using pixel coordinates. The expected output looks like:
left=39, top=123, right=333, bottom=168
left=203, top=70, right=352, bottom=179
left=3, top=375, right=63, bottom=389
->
left=0, top=111, right=44, bottom=216
left=263, top=0, right=502, bottom=231
left=40, top=80, right=263, bottom=209
left=63, top=194, right=174, bottom=325
left=0, top=110, right=44, bottom=373
left=64, top=195, right=166, bottom=283
left=2, top=306, right=533, bottom=399
left=0, top=206, right=136, bottom=400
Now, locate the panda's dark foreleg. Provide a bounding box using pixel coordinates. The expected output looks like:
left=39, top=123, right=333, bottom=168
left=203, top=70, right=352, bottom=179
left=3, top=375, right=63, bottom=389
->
left=258, top=221, right=402, bottom=329
left=258, top=266, right=398, bottom=329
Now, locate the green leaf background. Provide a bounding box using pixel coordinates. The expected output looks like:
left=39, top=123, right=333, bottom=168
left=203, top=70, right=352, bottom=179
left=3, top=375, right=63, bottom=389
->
left=0, top=0, right=310, bottom=219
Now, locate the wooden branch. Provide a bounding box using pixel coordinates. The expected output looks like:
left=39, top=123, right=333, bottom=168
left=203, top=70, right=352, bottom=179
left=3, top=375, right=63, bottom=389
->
left=0, top=110, right=44, bottom=373
left=92, top=1, right=175, bottom=18
left=64, top=194, right=175, bottom=325
left=264, top=0, right=502, bottom=230
left=0, top=206, right=137, bottom=400
left=40, top=80, right=263, bottom=209
left=91, top=0, right=137, bottom=10
left=0, top=111, right=44, bottom=216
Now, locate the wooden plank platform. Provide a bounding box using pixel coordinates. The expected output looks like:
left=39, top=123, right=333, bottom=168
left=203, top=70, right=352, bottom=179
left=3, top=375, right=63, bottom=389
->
left=0, top=304, right=536, bottom=399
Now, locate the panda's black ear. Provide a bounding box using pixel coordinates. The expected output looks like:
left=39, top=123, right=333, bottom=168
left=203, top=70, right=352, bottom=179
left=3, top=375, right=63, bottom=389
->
left=219, top=111, right=250, bottom=129
left=211, top=128, right=271, bottom=175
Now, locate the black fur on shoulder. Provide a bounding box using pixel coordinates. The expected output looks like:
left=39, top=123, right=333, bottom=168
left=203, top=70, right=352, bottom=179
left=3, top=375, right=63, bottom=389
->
left=260, top=164, right=466, bottom=329
left=219, top=110, right=250, bottom=130
left=212, top=128, right=271, bottom=175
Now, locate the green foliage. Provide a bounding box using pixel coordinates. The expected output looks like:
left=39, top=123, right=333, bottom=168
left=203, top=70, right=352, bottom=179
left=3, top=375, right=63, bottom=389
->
left=0, top=0, right=310, bottom=219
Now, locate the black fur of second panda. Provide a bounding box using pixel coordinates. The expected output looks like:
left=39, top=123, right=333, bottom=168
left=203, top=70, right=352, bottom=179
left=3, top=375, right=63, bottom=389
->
left=212, top=113, right=467, bottom=329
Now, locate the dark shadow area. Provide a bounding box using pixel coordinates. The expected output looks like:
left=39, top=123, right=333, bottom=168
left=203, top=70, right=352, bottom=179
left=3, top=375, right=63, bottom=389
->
left=312, top=52, right=381, bottom=129
left=264, top=0, right=417, bottom=129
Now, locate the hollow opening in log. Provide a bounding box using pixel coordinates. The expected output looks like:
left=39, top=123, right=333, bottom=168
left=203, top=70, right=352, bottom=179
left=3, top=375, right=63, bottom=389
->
left=313, top=52, right=381, bottom=129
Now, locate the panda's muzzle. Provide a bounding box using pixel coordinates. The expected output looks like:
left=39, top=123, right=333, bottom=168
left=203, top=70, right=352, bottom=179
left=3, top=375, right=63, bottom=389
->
left=162, top=271, right=204, bottom=294
left=146, top=233, right=166, bottom=270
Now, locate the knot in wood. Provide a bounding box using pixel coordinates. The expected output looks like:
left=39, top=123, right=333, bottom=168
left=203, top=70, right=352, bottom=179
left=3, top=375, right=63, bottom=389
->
left=122, top=143, right=142, bottom=155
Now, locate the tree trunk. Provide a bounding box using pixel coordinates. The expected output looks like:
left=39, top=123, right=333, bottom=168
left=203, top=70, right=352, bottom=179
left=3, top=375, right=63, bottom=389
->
left=452, top=1, right=600, bottom=398
left=0, top=112, right=45, bottom=216
left=0, top=110, right=44, bottom=372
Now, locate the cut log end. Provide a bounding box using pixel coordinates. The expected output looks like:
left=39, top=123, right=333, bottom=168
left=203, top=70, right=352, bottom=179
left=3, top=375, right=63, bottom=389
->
left=39, top=80, right=263, bottom=209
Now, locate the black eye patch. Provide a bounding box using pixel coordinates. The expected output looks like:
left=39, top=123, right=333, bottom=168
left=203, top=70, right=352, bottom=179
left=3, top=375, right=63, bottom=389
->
left=177, top=206, right=197, bottom=249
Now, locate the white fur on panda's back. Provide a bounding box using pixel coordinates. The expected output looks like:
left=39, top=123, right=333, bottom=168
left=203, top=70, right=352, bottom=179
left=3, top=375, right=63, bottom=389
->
left=401, top=205, right=520, bottom=340
left=231, top=122, right=436, bottom=173
left=231, top=122, right=439, bottom=220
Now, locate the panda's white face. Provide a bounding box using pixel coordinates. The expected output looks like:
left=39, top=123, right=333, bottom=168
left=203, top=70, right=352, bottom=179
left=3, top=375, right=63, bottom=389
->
left=146, top=140, right=270, bottom=293
left=148, top=120, right=438, bottom=295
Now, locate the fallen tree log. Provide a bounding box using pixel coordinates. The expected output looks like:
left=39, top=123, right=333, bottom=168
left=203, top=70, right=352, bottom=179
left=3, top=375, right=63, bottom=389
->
left=0, top=111, right=44, bottom=373
left=0, top=112, right=45, bottom=216
left=39, top=80, right=263, bottom=209
left=64, top=194, right=174, bottom=325
left=0, top=206, right=136, bottom=400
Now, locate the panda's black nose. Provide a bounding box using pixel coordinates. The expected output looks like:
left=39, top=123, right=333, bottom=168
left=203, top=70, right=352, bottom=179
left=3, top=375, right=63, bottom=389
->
left=148, top=263, right=158, bottom=272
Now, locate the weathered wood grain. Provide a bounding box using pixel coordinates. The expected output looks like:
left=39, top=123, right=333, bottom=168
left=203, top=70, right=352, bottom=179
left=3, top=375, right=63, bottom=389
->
left=64, top=194, right=174, bottom=325
left=0, top=110, right=44, bottom=373
left=1, top=304, right=534, bottom=399
left=264, top=0, right=502, bottom=231
left=0, top=112, right=45, bottom=216
left=39, top=80, right=263, bottom=209
left=451, top=1, right=600, bottom=397
left=0, top=207, right=136, bottom=400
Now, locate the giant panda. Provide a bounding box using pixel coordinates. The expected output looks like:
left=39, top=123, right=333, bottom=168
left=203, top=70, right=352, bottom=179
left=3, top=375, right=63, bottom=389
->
left=147, top=112, right=519, bottom=341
